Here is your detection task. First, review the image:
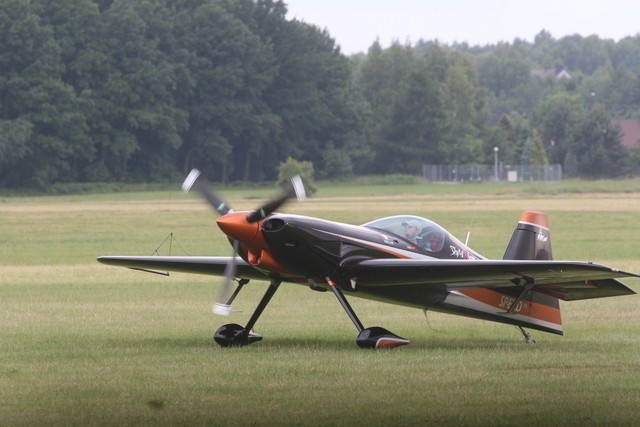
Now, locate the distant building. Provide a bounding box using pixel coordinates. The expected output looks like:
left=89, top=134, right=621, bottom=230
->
left=617, top=120, right=640, bottom=149
left=530, top=68, right=572, bottom=80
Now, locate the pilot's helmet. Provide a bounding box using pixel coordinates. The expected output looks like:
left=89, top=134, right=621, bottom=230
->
left=401, top=219, right=422, bottom=233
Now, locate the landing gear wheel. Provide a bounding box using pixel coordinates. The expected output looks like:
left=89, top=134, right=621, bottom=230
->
left=213, top=323, right=263, bottom=347
left=356, top=327, right=410, bottom=349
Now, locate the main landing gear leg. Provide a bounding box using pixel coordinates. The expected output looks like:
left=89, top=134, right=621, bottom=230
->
left=325, top=277, right=409, bottom=349
left=517, top=326, right=536, bottom=344
left=213, top=278, right=281, bottom=347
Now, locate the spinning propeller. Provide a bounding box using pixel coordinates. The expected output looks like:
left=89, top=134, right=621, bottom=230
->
left=182, top=168, right=306, bottom=315
left=182, top=169, right=233, bottom=216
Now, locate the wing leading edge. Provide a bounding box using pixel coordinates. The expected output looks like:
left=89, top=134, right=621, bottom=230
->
left=343, top=259, right=638, bottom=301
left=97, top=256, right=267, bottom=280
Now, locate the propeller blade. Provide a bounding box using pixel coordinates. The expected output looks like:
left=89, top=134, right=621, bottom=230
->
left=245, top=175, right=306, bottom=223
left=213, top=239, right=240, bottom=316
left=290, top=175, right=307, bottom=201
left=182, top=169, right=232, bottom=216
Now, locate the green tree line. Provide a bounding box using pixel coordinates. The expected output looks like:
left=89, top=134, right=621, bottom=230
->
left=2, top=0, right=639, bottom=188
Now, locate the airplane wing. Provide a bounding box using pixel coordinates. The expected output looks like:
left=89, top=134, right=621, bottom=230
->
left=97, top=256, right=267, bottom=280
left=343, top=259, right=638, bottom=301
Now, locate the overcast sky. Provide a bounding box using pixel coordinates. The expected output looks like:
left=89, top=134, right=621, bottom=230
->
left=286, top=0, right=640, bottom=55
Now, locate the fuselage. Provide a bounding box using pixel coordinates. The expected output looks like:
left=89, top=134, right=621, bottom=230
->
left=220, top=212, right=480, bottom=278
left=220, top=212, right=481, bottom=307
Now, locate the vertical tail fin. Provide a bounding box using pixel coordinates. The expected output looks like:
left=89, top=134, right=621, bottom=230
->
left=503, top=211, right=553, bottom=260
left=499, top=211, right=562, bottom=335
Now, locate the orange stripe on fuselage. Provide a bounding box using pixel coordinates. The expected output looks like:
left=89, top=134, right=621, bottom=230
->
left=460, top=288, right=562, bottom=325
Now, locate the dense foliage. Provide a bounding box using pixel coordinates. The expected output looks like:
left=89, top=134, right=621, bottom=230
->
left=2, top=1, right=639, bottom=188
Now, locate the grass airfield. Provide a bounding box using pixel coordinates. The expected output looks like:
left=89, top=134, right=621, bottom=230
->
left=2, top=180, right=640, bottom=425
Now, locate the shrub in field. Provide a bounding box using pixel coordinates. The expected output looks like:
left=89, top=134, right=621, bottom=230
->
left=277, top=157, right=317, bottom=196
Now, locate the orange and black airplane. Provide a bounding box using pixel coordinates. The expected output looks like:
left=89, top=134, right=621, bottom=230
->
left=98, top=170, right=638, bottom=349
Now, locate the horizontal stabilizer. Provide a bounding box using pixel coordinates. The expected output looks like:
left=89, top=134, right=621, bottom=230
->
left=535, top=278, right=636, bottom=301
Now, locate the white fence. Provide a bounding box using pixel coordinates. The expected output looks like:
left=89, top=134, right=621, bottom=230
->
left=422, top=164, right=563, bottom=182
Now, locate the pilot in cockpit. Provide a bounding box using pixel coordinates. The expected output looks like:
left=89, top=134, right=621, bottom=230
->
left=422, top=227, right=445, bottom=252
left=402, top=220, right=422, bottom=243
left=402, top=219, right=444, bottom=252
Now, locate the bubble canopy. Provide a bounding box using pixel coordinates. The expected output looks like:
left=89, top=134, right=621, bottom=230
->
left=362, top=215, right=447, bottom=252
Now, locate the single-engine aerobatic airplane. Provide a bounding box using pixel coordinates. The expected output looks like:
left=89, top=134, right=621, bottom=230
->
left=98, top=170, right=639, bottom=349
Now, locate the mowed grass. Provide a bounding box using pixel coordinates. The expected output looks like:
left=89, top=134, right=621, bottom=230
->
left=2, top=181, right=640, bottom=425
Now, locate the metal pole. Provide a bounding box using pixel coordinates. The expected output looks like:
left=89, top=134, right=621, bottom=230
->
left=493, top=146, right=499, bottom=181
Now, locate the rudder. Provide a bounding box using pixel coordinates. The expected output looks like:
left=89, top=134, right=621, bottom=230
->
left=503, top=211, right=553, bottom=261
